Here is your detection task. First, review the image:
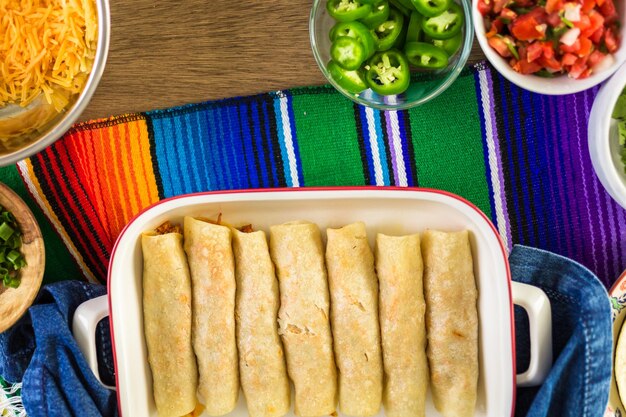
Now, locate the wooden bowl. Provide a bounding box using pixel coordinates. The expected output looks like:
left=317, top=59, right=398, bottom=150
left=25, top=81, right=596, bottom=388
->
left=0, top=182, right=44, bottom=333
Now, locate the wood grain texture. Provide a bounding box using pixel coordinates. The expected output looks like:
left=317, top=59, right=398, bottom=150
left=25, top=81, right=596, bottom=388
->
left=81, top=0, right=486, bottom=121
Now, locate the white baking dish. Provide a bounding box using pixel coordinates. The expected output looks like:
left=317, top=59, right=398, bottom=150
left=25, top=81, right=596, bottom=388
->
left=73, top=187, right=552, bottom=417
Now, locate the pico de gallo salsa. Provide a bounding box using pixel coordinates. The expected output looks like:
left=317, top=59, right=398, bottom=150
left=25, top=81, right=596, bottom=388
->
left=478, top=0, right=621, bottom=79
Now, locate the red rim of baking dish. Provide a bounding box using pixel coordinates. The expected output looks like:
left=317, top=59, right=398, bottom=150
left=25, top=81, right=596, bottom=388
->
left=106, top=186, right=517, bottom=417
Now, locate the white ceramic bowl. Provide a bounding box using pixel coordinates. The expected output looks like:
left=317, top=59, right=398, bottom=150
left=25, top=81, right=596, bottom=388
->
left=472, top=0, right=626, bottom=95
left=0, top=0, right=110, bottom=166
left=73, top=188, right=552, bottom=417
left=589, top=62, right=626, bottom=209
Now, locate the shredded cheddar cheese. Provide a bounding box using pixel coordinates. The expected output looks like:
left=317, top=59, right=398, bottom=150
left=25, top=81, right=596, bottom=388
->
left=0, top=0, right=97, bottom=111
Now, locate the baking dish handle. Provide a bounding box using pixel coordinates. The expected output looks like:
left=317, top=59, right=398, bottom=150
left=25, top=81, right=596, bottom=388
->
left=72, top=295, right=116, bottom=390
left=511, top=281, right=553, bottom=387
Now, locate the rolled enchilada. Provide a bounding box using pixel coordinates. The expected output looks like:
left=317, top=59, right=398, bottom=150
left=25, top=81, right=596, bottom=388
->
left=375, top=233, right=428, bottom=417
left=422, top=230, right=478, bottom=417
left=232, top=228, right=291, bottom=417
left=269, top=221, right=337, bottom=417
left=325, top=222, right=382, bottom=417
left=142, top=225, right=198, bottom=417
left=184, top=216, right=238, bottom=416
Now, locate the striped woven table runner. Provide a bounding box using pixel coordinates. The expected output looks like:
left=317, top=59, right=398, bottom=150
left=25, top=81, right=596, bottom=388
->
left=2, top=62, right=624, bottom=287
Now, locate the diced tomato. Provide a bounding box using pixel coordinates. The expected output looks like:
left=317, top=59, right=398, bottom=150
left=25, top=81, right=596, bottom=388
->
left=568, top=57, right=588, bottom=78
left=545, top=0, right=563, bottom=13
left=590, top=27, right=605, bottom=44
left=510, top=8, right=548, bottom=41
left=500, top=8, right=518, bottom=21
left=478, top=0, right=492, bottom=15
left=561, top=52, right=578, bottom=65
left=489, top=36, right=513, bottom=57
left=539, top=55, right=563, bottom=70
left=581, top=0, right=596, bottom=13
left=577, top=37, right=593, bottom=57
left=583, top=10, right=605, bottom=38
left=510, top=0, right=535, bottom=6
left=514, top=58, right=543, bottom=74
left=575, top=15, right=591, bottom=33
left=527, top=42, right=544, bottom=62
left=560, top=39, right=581, bottom=53
left=604, top=28, right=619, bottom=53
left=493, top=0, right=511, bottom=13
left=587, top=50, right=606, bottom=67
left=596, top=0, right=605, bottom=6
left=542, top=41, right=555, bottom=59
left=599, top=0, right=616, bottom=16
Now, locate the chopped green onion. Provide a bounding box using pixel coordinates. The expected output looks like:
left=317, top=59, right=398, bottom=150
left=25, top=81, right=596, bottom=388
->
left=0, top=223, right=14, bottom=241
left=561, top=17, right=574, bottom=28
left=0, top=205, right=25, bottom=289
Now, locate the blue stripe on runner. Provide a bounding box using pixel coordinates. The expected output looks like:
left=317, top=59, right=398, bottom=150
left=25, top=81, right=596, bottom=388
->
left=238, top=103, right=260, bottom=189
left=285, top=92, right=304, bottom=186
left=519, top=87, right=541, bottom=247
left=192, top=111, right=213, bottom=191
left=175, top=113, right=197, bottom=193
left=358, top=106, right=377, bottom=185
left=538, top=93, right=562, bottom=253
left=250, top=102, right=270, bottom=188
left=224, top=105, right=248, bottom=189
left=184, top=112, right=208, bottom=192
left=150, top=117, right=176, bottom=197
left=209, top=107, right=232, bottom=190
left=373, top=110, right=391, bottom=186
left=262, top=99, right=281, bottom=187
left=511, top=84, right=537, bottom=247
left=273, top=95, right=293, bottom=187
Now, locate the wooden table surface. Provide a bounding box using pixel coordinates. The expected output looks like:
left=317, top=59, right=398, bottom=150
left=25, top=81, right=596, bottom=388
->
left=81, top=0, right=486, bottom=121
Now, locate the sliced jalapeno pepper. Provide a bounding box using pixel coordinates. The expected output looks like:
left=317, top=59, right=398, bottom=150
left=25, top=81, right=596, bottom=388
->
left=371, top=8, right=405, bottom=51
left=427, top=30, right=462, bottom=55
left=359, top=1, right=390, bottom=28
left=330, top=21, right=376, bottom=58
left=410, top=0, right=451, bottom=17
left=405, top=11, right=424, bottom=43
left=359, top=0, right=382, bottom=4
left=421, top=2, right=463, bottom=40
left=331, top=36, right=368, bottom=70
left=365, top=50, right=410, bottom=95
left=327, top=0, right=373, bottom=22
left=404, top=41, right=449, bottom=68
left=327, top=60, right=368, bottom=94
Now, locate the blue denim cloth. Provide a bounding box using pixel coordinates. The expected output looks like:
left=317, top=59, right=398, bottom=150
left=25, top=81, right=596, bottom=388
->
left=511, top=245, right=612, bottom=417
left=0, top=281, right=117, bottom=417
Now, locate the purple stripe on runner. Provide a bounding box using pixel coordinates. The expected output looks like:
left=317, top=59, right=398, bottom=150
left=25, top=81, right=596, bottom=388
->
left=555, top=94, right=581, bottom=261
left=604, top=191, right=620, bottom=280
left=384, top=111, right=400, bottom=185
left=485, top=66, right=513, bottom=250
left=583, top=89, right=609, bottom=279
left=574, top=92, right=601, bottom=274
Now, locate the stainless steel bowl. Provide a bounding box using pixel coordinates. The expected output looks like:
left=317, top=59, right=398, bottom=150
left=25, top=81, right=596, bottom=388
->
left=0, top=0, right=111, bottom=167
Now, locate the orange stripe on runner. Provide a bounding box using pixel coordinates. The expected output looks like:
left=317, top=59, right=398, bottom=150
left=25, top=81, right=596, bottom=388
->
left=129, top=119, right=160, bottom=207
left=118, top=122, right=140, bottom=216
left=96, top=127, right=123, bottom=239
left=108, top=123, right=131, bottom=235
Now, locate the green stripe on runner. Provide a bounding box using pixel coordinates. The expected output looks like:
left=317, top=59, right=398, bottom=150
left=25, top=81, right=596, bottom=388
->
left=290, top=91, right=366, bottom=186
left=0, top=165, right=81, bottom=283
left=407, top=74, right=493, bottom=219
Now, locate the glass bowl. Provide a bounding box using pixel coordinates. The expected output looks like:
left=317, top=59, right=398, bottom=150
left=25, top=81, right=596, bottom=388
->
left=310, top=0, right=474, bottom=111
